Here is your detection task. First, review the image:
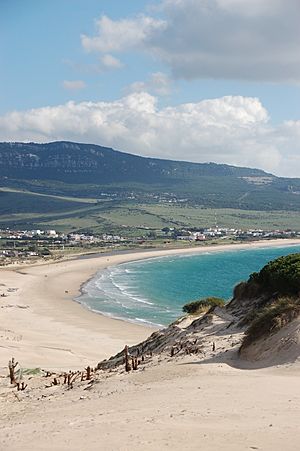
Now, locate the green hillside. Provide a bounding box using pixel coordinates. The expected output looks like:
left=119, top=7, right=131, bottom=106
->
left=1, top=141, right=300, bottom=233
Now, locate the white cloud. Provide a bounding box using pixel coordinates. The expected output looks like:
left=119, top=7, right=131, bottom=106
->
left=81, top=14, right=166, bottom=53
left=154, top=0, right=300, bottom=82
left=0, top=93, right=299, bottom=176
left=83, top=1, right=300, bottom=83
left=215, top=0, right=284, bottom=17
left=127, top=72, right=172, bottom=96
left=100, top=54, right=123, bottom=69
left=63, top=80, right=86, bottom=90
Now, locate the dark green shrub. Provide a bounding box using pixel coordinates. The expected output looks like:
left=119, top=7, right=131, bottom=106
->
left=233, top=281, right=247, bottom=299
left=182, top=297, right=225, bottom=314
left=233, top=280, right=261, bottom=300
left=234, top=253, right=300, bottom=302
left=252, top=253, right=300, bottom=295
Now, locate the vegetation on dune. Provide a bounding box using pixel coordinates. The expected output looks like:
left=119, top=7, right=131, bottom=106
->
left=249, top=253, right=300, bottom=295
left=241, top=297, right=300, bottom=348
left=232, top=253, right=300, bottom=349
left=182, top=297, right=225, bottom=315
left=233, top=280, right=262, bottom=300
left=234, top=253, right=300, bottom=300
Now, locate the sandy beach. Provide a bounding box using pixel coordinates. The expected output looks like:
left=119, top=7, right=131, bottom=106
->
left=1, top=238, right=300, bottom=370
left=1, top=239, right=300, bottom=451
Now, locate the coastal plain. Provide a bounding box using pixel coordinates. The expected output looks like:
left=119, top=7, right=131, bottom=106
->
left=1, top=239, right=300, bottom=450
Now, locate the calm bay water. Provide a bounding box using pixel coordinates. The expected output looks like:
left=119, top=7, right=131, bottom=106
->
left=77, top=244, right=300, bottom=327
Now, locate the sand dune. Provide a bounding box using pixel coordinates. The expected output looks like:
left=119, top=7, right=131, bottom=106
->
left=1, top=239, right=300, bottom=450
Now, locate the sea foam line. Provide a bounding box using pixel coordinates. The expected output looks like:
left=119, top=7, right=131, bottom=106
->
left=74, top=297, right=162, bottom=328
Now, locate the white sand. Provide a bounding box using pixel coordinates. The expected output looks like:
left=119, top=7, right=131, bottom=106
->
left=0, top=239, right=300, bottom=451
left=1, top=356, right=300, bottom=451
left=1, top=238, right=300, bottom=370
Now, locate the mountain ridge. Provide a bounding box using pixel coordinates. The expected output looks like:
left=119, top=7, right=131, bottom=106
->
left=1, top=140, right=300, bottom=213
left=0, top=140, right=270, bottom=183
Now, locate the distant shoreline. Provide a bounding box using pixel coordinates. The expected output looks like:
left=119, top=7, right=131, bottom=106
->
left=76, top=238, right=300, bottom=328
left=1, top=238, right=300, bottom=370
left=76, top=237, right=300, bottom=261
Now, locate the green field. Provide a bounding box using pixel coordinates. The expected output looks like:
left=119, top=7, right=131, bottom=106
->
left=1, top=188, right=300, bottom=234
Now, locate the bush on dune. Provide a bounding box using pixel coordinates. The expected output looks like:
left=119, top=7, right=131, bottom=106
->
left=233, top=280, right=262, bottom=300
left=241, top=297, right=300, bottom=348
left=232, top=254, right=300, bottom=348
left=182, top=297, right=225, bottom=315
left=250, top=253, right=300, bottom=295
left=233, top=254, right=300, bottom=302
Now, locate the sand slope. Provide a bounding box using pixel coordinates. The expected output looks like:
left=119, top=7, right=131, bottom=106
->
left=1, top=359, right=300, bottom=451
left=1, top=239, right=300, bottom=450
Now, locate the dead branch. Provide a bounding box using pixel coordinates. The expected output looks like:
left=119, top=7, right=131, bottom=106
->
left=8, top=358, right=18, bottom=385
left=16, top=382, right=27, bottom=391
left=124, top=345, right=131, bottom=372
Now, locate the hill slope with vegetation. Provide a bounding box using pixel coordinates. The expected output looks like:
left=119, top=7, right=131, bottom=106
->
left=1, top=141, right=300, bottom=213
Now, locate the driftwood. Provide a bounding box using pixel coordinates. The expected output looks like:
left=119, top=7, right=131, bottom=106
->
left=16, top=382, right=27, bottom=391
left=80, top=366, right=93, bottom=381
left=66, top=371, right=80, bottom=388
left=124, top=345, right=131, bottom=372
left=8, top=358, right=18, bottom=385
left=44, top=371, right=54, bottom=378
left=8, top=357, right=27, bottom=391
left=132, top=357, right=138, bottom=371
left=86, top=366, right=91, bottom=380
left=45, top=376, right=60, bottom=388
left=123, top=347, right=143, bottom=372
left=44, top=366, right=95, bottom=389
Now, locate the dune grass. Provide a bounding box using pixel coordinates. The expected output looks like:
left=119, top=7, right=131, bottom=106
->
left=182, top=297, right=225, bottom=315
left=242, top=297, right=300, bottom=348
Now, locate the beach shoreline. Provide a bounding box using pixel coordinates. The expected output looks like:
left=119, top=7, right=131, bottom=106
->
left=1, top=239, right=300, bottom=451
left=76, top=238, right=300, bottom=328
left=1, top=238, right=300, bottom=371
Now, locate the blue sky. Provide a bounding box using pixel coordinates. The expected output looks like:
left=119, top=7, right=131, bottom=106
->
left=1, top=0, right=300, bottom=176
left=0, top=0, right=160, bottom=112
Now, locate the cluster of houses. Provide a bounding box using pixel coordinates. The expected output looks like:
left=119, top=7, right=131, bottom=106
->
left=174, top=227, right=300, bottom=241
left=0, top=249, right=40, bottom=259
left=0, top=228, right=130, bottom=264
left=0, top=225, right=299, bottom=264
left=0, top=228, right=127, bottom=246
left=1, top=229, right=58, bottom=239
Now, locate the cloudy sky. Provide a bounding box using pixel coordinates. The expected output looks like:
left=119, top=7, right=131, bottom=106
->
left=1, top=0, right=300, bottom=176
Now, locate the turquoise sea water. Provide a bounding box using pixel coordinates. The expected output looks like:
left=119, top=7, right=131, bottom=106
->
left=77, top=245, right=300, bottom=327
